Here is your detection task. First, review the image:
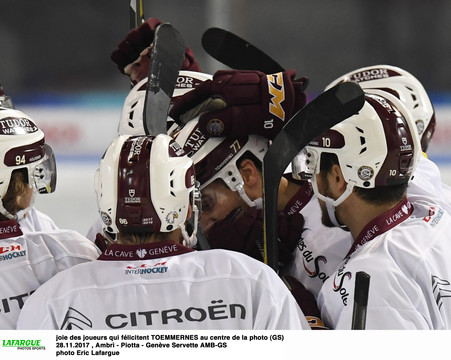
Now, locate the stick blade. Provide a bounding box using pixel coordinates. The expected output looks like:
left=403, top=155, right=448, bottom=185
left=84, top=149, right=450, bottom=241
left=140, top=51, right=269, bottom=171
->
left=263, top=82, right=365, bottom=271
left=201, top=27, right=285, bottom=73
left=143, top=23, right=185, bottom=136
left=351, top=271, right=371, bottom=330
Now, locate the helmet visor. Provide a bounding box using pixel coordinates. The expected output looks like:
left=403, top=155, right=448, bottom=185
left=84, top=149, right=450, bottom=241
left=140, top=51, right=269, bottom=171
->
left=31, top=144, right=56, bottom=193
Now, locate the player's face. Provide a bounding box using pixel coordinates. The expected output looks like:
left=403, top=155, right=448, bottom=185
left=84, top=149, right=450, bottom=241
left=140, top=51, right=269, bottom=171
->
left=200, top=180, right=246, bottom=236
left=15, top=183, right=34, bottom=215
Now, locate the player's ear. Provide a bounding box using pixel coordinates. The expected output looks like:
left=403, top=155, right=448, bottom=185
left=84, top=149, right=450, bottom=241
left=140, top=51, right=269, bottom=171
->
left=239, top=159, right=260, bottom=187
left=330, top=164, right=347, bottom=194
left=239, top=159, right=263, bottom=202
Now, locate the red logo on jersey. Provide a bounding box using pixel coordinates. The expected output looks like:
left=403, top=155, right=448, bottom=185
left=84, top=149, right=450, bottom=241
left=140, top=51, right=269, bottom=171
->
left=423, top=207, right=436, bottom=223
left=0, top=244, right=21, bottom=254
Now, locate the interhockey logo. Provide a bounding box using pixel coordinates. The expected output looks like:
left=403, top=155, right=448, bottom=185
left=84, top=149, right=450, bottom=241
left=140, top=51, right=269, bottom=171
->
left=267, top=73, right=285, bottom=121
left=424, top=206, right=444, bottom=227
left=125, top=262, right=168, bottom=275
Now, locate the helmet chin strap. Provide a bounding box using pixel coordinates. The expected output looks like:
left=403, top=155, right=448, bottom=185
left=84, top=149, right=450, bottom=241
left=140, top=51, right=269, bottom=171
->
left=311, top=176, right=355, bottom=228
left=16, top=189, right=37, bottom=222
left=0, top=188, right=36, bottom=221
left=0, top=199, right=15, bottom=220
left=180, top=204, right=199, bottom=248
left=235, top=183, right=257, bottom=207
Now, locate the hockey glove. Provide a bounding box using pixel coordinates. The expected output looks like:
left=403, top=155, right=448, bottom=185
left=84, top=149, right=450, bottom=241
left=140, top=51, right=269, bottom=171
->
left=94, top=233, right=109, bottom=253
left=278, top=211, right=305, bottom=267
left=206, top=206, right=305, bottom=266
left=169, top=69, right=308, bottom=140
left=110, top=18, right=201, bottom=82
left=280, top=274, right=328, bottom=330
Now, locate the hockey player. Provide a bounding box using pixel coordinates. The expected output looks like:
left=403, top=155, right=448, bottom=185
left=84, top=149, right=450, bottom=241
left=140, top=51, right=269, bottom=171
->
left=0, top=85, right=60, bottom=233
left=17, top=134, right=310, bottom=330
left=300, top=90, right=451, bottom=329
left=170, top=70, right=353, bottom=301
left=172, top=70, right=330, bottom=329
left=324, top=64, right=451, bottom=213
left=85, top=70, right=214, bottom=245
left=0, top=107, right=100, bottom=329
left=110, top=17, right=201, bottom=86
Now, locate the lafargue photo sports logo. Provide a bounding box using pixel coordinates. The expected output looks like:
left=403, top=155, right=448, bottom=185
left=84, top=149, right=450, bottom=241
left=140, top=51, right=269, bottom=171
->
left=2, top=338, right=46, bottom=351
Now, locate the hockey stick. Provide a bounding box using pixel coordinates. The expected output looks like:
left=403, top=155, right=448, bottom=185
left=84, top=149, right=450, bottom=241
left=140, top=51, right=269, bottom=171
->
left=129, top=0, right=144, bottom=29
left=351, top=271, right=371, bottom=330
left=141, top=23, right=210, bottom=249
left=143, top=23, right=185, bottom=136
left=201, top=27, right=285, bottom=73
left=263, top=82, right=365, bottom=272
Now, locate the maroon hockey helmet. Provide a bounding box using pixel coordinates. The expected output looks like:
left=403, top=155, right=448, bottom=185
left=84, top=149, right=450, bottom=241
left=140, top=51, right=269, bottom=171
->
left=95, top=134, right=199, bottom=246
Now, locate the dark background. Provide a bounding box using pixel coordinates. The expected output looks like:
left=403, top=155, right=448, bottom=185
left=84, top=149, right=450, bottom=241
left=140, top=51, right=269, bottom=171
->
left=1, top=0, right=450, bottom=99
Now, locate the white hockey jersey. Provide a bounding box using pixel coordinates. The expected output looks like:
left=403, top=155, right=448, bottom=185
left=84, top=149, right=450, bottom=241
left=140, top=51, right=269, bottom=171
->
left=17, top=241, right=310, bottom=330
left=18, top=207, right=59, bottom=233
left=285, top=156, right=451, bottom=300
left=408, top=155, right=451, bottom=213
left=317, top=198, right=451, bottom=329
left=285, top=198, right=353, bottom=299
left=0, top=221, right=101, bottom=329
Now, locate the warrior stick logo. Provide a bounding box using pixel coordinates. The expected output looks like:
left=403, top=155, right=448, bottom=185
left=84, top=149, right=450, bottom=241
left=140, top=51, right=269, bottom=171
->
left=267, top=73, right=286, bottom=121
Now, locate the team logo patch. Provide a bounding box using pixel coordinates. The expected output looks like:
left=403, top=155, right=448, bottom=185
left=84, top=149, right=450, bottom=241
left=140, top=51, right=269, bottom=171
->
left=136, top=248, right=147, bottom=258
left=165, top=211, right=179, bottom=224
left=206, top=119, right=224, bottom=136
left=415, top=119, right=424, bottom=135
left=358, top=166, right=374, bottom=181
left=100, top=211, right=112, bottom=226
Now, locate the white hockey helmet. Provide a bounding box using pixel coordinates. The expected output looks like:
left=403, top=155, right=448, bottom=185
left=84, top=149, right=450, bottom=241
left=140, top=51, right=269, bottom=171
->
left=95, top=134, right=199, bottom=247
left=325, top=65, right=435, bottom=152
left=175, top=117, right=269, bottom=207
left=297, top=90, right=420, bottom=226
left=0, top=107, right=56, bottom=218
left=118, top=71, right=213, bottom=136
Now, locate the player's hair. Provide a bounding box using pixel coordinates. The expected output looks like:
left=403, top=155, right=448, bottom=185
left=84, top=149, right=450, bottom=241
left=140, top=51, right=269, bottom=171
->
left=320, top=152, right=408, bottom=205
left=117, top=231, right=172, bottom=245
left=0, top=170, right=28, bottom=221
